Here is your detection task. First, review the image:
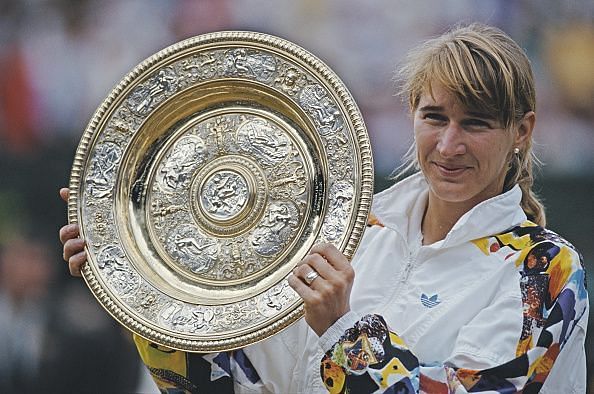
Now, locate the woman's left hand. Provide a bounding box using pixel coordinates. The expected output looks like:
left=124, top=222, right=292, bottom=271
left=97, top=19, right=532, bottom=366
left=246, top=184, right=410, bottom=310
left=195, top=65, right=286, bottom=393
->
left=288, top=243, right=354, bottom=336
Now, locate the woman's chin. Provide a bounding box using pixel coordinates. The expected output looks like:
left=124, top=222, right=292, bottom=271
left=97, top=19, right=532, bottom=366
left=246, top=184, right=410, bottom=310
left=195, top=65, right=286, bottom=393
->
left=428, top=182, right=478, bottom=205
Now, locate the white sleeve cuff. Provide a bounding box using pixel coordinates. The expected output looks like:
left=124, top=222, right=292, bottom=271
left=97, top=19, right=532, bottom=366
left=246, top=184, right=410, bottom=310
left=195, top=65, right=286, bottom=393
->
left=318, top=311, right=361, bottom=352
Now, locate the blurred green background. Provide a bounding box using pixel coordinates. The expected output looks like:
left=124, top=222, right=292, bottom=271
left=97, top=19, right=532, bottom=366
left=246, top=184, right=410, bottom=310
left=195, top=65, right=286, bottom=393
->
left=0, top=0, right=592, bottom=392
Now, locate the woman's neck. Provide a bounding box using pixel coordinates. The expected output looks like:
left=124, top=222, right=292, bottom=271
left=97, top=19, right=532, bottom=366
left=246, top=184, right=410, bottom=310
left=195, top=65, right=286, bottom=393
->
left=421, top=192, right=476, bottom=245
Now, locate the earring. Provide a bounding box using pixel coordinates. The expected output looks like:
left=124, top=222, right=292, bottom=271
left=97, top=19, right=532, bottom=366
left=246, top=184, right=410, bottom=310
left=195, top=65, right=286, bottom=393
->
left=513, top=147, right=520, bottom=154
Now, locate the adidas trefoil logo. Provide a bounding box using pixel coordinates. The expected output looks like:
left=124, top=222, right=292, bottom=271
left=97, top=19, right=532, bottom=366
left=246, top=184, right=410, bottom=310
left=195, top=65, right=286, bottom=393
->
left=421, top=293, right=441, bottom=308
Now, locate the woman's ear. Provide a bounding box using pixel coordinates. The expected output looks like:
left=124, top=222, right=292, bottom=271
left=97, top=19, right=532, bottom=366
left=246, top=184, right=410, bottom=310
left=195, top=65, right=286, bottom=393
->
left=515, top=111, right=535, bottom=147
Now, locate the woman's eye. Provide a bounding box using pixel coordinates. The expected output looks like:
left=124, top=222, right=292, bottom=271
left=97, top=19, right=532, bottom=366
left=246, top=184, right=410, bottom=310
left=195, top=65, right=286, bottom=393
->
left=424, top=113, right=447, bottom=123
left=464, top=119, right=491, bottom=129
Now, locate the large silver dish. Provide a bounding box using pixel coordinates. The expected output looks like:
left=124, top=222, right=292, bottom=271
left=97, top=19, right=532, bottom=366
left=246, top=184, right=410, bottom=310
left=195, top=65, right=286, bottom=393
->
left=68, top=31, right=373, bottom=352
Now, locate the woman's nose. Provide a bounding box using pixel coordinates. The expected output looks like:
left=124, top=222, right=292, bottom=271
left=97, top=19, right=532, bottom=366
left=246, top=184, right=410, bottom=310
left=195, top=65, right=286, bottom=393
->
left=436, top=124, right=466, bottom=157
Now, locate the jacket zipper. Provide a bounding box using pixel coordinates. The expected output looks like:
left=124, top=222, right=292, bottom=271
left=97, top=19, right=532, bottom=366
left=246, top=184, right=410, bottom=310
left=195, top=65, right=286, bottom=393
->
left=401, top=230, right=423, bottom=282
left=400, top=252, right=415, bottom=283
left=381, top=232, right=422, bottom=314
left=391, top=244, right=420, bottom=307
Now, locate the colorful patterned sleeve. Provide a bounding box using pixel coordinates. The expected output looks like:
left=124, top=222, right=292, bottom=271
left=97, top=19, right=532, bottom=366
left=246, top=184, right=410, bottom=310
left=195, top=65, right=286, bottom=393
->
left=133, top=334, right=262, bottom=393
left=321, top=233, right=588, bottom=393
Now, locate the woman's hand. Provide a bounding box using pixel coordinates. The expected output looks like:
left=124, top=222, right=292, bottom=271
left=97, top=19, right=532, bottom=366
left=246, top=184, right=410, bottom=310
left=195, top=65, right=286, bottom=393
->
left=288, top=243, right=354, bottom=336
left=58, top=188, right=86, bottom=277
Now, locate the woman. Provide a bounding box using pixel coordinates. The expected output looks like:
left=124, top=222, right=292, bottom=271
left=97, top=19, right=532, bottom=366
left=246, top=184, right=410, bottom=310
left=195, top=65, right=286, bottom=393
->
left=60, top=23, right=588, bottom=393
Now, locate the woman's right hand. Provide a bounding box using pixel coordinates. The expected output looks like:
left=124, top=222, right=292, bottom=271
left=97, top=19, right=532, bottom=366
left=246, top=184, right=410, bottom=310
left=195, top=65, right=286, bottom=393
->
left=58, top=187, right=86, bottom=277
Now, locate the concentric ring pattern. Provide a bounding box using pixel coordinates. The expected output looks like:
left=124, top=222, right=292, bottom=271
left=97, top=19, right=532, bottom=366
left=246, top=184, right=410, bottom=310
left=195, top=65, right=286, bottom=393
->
left=68, top=31, right=373, bottom=352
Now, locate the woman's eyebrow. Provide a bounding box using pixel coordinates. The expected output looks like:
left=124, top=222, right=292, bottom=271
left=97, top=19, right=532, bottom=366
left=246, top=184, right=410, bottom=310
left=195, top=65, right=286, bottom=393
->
left=465, top=111, right=496, bottom=120
left=418, top=105, right=444, bottom=112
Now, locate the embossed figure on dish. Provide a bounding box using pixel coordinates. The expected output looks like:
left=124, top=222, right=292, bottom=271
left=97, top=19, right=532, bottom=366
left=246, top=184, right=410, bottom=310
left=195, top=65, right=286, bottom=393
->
left=259, top=281, right=295, bottom=315
left=158, top=135, right=206, bottom=192
left=151, top=199, right=188, bottom=229
left=251, top=201, right=299, bottom=256
left=299, top=84, right=344, bottom=136
left=209, top=116, right=236, bottom=153
left=126, top=66, right=179, bottom=116
left=274, top=65, right=308, bottom=96
left=268, top=158, right=307, bottom=200
left=97, top=244, right=141, bottom=296
left=166, top=225, right=218, bottom=275
left=181, top=53, right=219, bottom=82
left=216, top=237, right=258, bottom=279
left=106, top=106, right=144, bottom=138
left=128, top=285, right=164, bottom=320
left=223, top=49, right=277, bottom=82
left=322, top=181, right=354, bottom=241
left=160, top=303, right=215, bottom=334
left=92, top=211, right=109, bottom=237
left=200, top=170, right=249, bottom=220
left=86, top=142, right=122, bottom=199
left=220, top=301, right=259, bottom=328
left=236, top=118, right=292, bottom=166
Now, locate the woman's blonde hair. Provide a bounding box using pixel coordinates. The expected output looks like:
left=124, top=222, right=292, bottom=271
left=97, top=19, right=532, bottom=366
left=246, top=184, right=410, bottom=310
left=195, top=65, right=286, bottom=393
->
left=394, top=23, right=546, bottom=226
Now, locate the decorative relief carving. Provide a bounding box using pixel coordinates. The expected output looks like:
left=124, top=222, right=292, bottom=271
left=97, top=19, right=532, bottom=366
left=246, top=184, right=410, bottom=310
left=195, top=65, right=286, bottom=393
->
left=200, top=170, right=249, bottom=220
left=181, top=53, right=219, bottom=82
left=165, top=225, right=218, bottom=275
left=274, top=64, right=307, bottom=95
left=158, top=135, right=206, bottom=192
left=127, top=284, right=164, bottom=320
left=157, top=299, right=274, bottom=335
left=112, top=118, right=131, bottom=134
left=151, top=199, right=188, bottom=229
left=219, top=300, right=259, bottom=329
left=258, top=281, right=296, bottom=316
left=322, top=181, right=354, bottom=242
left=251, top=201, right=299, bottom=256
left=213, top=236, right=272, bottom=281
left=209, top=116, right=236, bottom=153
left=83, top=200, right=116, bottom=248
left=138, top=290, right=158, bottom=310
left=104, top=106, right=144, bottom=142
left=126, top=67, right=179, bottom=116
left=160, top=302, right=215, bottom=333
left=96, top=244, right=140, bottom=296
left=188, top=154, right=267, bottom=239
left=73, top=34, right=370, bottom=352
left=145, top=112, right=310, bottom=282
left=223, top=49, right=277, bottom=82
left=268, top=156, right=307, bottom=200
left=325, top=130, right=354, bottom=180
left=86, top=142, right=122, bottom=199
left=299, top=84, right=344, bottom=136
left=93, top=211, right=109, bottom=238
left=236, top=118, right=292, bottom=166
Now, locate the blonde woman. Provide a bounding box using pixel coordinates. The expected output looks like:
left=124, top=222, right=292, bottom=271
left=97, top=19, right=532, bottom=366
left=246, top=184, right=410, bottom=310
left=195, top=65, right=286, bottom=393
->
left=61, top=23, right=588, bottom=393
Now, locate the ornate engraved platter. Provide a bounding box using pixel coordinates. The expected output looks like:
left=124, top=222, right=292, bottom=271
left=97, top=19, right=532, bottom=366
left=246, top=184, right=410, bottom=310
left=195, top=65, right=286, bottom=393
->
left=68, top=31, right=373, bottom=352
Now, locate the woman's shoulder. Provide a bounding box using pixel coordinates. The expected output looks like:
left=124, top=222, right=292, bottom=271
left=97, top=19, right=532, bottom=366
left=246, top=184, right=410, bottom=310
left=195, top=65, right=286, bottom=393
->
left=488, top=221, right=586, bottom=292
left=474, top=221, right=585, bottom=285
left=499, top=221, right=582, bottom=259
left=513, top=221, right=580, bottom=250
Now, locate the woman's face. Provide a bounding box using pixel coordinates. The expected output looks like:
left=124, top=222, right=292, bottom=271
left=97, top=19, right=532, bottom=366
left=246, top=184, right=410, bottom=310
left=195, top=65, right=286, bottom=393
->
left=414, top=84, right=522, bottom=207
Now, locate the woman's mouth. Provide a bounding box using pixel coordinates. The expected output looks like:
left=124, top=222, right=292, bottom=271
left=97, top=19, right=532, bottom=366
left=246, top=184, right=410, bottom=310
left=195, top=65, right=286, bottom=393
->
left=433, top=162, right=469, bottom=177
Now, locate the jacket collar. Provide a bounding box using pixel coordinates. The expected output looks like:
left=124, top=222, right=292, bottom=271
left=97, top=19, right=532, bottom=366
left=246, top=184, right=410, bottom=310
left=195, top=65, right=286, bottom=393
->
left=371, top=172, right=527, bottom=248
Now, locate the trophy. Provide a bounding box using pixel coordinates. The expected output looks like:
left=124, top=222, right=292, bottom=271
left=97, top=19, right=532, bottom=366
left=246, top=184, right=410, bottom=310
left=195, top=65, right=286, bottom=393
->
left=68, top=31, right=373, bottom=352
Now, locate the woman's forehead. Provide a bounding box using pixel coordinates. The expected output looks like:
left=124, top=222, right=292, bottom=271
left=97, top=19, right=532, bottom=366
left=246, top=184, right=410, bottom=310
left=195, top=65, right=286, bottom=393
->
left=417, top=81, right=499, bottom=117
left=417, top=83, right=466, bottom=109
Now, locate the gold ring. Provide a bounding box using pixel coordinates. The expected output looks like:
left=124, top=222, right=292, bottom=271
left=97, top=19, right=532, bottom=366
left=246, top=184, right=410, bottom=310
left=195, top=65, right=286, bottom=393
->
left=304, top=269, right=320, bottom=285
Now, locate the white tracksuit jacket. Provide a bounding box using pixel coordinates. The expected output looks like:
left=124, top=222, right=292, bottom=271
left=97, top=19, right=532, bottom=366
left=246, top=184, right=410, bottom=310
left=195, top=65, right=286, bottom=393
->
left=136, top=173, right=588, bottom=393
